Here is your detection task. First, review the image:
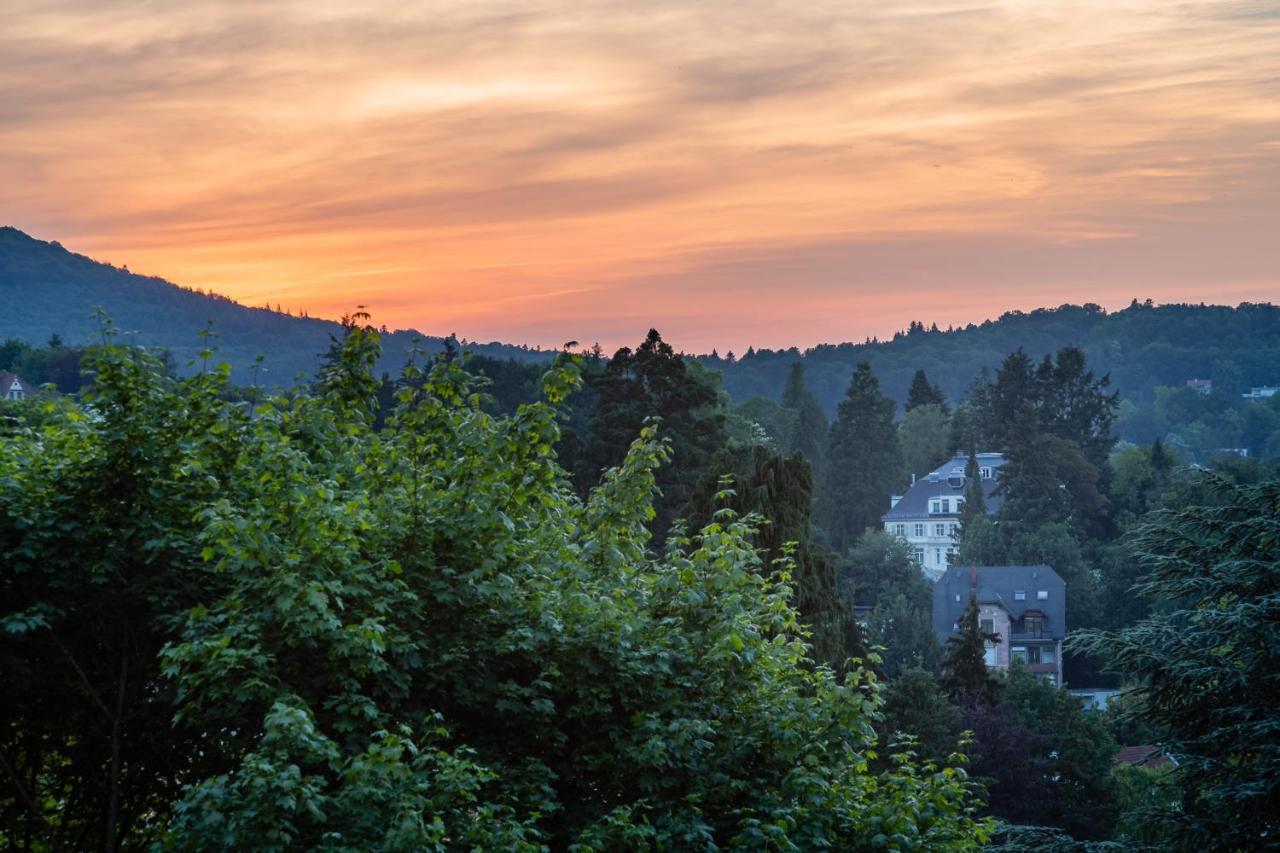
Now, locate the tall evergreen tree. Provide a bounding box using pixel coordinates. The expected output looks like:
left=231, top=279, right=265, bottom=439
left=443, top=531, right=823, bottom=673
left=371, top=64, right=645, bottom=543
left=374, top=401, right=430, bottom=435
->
left=1074, top=473, right=1280, bottom=850
left=816, top=362, right=903, bottom=554
left=684, top=446, right=858, bottom=670
left=779, top=362, right=828, bottom=473
left=583, top=329, right=727, bottom=539
left=905, top=369, right=947, bottom=413
left=957, top=442, right=987, bottom=539
left=941, top=597, right=1001, bottom=706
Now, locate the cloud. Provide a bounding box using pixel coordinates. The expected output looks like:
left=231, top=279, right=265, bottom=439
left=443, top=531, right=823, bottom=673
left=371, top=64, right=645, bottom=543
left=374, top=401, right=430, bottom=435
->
left=1, top=0, right=1276, bottom=349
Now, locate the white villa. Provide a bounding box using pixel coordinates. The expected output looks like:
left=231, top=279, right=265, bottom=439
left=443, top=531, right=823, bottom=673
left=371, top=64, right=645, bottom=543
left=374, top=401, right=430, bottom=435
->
left=881, top=452, right=1006, bottom=580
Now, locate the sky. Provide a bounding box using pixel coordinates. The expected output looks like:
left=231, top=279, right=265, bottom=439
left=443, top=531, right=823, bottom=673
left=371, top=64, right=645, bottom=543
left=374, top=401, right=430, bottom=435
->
left=2, top=0, right=1278, bottom=352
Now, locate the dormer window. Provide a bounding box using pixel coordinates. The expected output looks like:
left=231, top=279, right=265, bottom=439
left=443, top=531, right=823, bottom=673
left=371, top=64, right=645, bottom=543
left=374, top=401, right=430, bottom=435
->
left=1014, top=590, right=1026, bottom=601
left=980, top=466, right=993, bottom=479
left=1037, top=590, right=1049, bottom=600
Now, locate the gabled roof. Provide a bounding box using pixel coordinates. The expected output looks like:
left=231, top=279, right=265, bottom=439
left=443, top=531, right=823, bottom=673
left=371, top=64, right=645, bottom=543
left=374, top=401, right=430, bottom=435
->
left=0, top=371, right=30, bottom=395
left=1114, top=745, right=1177, bottom=769
left=882, top=452, right=1006, bottom=521
left=932, top=564, right=1067, bottom=641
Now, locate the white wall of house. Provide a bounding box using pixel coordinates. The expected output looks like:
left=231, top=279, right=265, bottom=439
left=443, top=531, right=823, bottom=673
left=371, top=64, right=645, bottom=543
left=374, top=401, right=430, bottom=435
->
left=884, top=516, right=958, bottom=580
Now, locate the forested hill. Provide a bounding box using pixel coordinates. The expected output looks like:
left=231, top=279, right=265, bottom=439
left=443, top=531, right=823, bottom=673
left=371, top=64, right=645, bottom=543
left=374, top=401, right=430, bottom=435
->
left=0, top=227, right=552, bottom=381
left=700, top=301, right=1280, bottom=413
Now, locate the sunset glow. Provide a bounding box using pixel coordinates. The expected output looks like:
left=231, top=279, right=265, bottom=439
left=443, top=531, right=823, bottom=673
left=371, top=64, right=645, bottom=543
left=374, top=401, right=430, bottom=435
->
left=3, top=0, right=1278, bottom=351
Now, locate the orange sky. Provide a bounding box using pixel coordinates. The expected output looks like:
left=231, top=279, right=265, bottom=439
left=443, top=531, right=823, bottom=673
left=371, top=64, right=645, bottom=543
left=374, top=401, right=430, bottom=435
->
left=3, top=0, right=1278, bottom=352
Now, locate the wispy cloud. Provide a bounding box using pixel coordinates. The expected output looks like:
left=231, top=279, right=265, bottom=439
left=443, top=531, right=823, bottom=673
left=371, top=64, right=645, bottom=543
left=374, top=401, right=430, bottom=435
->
left=1, top=0, right=1277, bottom=351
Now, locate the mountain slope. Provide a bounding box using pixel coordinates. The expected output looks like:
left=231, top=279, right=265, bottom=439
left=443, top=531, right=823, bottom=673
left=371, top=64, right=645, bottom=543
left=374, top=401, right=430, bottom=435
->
left=0, top=227, right=552, bottom=382
left=701, top=301, right=1280, bottom=413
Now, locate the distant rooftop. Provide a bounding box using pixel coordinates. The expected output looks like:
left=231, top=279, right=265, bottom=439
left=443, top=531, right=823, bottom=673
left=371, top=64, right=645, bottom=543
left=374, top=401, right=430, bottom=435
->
left=882, top=452, right=1006, bottom=521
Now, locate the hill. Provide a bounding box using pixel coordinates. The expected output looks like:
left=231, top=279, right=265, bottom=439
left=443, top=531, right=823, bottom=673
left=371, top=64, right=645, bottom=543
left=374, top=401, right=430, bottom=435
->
left=699, top=301, right=1280, bottom=414
left=0, top=227, right=553, bottom=382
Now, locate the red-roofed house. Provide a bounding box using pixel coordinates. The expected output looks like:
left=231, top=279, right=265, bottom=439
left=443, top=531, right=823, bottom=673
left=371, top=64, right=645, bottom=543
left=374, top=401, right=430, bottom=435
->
left=0, top=371, right=31, bottom=401
left=1114, top=745, right=1177, bottom=770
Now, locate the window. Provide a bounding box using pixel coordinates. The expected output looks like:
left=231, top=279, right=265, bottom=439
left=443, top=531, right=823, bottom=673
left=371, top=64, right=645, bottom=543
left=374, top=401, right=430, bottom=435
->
left=1010, top=646, right=1026, bottom=663
left=940, top=498, right=950, bottom=513
left=980, top=466, right=993, bottom=479
left=914, top=523, right=925, bottom=537
left=1041, top=646, right=1056, bottom=664
left=929, top=500, right=941, bottom=514
left=954, top=594, right=961, bottom=603
left=1037, top=590, right=1049, bottom=600
left=914, top=547, right=925, bottom=565
left=934, top=523, right=946, bottom=536
left=983, top=645, right=997, bottom=667
left=893, top=523, right=905, bottom=537
left=1022, top=614, right=1044, bottom=635
left=1025, top=646, right=1042, bottom=664
left=980, top=618, right=994, bottom=635
left=1014, top=590, right=1026, bottom=601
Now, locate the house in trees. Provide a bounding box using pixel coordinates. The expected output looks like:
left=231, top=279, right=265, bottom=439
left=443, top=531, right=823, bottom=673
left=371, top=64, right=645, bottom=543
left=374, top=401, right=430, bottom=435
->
left=0, top=371, right=30, bottom=400
left=933, top=564, right=1066, bottom=685
left=882, top=452, right=1005, bottom=580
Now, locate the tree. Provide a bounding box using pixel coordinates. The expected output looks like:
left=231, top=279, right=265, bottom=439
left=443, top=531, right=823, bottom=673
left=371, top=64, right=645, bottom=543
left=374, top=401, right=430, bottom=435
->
left=941, top=598, right=1001, bottom=706
left=0, top=327, right=991, bottom=849
left=1001, top=664, right=1118, bottom=839
left=880, top=668, right=960, bottom=764
left=866, top=592, right=943, bottom=678
left=779, top=362, right=827, bottom=473
left=1074, top=472, right=1280, bottom=850
left=900, top=403, right=951, bottom=479
left=817, top=362, right=904, bottom=554
left=957, top=442, right=987, bottom=539
left=683, top=446, right=853, bottom=670
left=906, top=369, right=947, bottom=413
left=583, top=329, right=728, bottom=539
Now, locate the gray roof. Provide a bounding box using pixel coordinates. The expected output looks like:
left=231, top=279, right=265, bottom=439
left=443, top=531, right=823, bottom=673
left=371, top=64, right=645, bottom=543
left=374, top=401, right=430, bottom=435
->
left=932, top=564, right=1067, bottom=642
left=882, top=452, right=1006, bottom=521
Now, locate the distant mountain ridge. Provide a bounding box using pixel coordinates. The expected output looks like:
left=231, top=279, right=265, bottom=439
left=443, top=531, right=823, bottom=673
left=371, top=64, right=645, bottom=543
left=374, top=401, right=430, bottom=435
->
left=701, top=300, right=1280, bottom=414
left=0, top=226, right=553, bottom=382
left=3, top=226, right=1278, bottom=407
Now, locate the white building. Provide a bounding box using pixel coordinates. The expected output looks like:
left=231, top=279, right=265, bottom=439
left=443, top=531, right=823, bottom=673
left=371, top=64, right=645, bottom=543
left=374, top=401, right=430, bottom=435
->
left=881, top=452, right=1006, bottom=580
left=0, top=372, right=28, bottom=401
left=1243, top=386, right=1277, bottom=401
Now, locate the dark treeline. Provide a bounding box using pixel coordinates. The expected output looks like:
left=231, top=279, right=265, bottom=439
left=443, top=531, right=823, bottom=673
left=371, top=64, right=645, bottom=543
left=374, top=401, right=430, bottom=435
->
left=702, top=300, right=1280, bottom=458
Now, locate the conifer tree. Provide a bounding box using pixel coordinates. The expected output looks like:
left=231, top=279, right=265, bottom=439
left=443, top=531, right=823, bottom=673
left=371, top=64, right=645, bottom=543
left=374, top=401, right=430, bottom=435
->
left=905, top=369, right=947, bottom=413
left=780, top=362, right=827, bottom=472
left=941, top=597, right=1001, bottom=706
left=957, top=442, right=987, bottom=539
left=685, top=446, right=856, bottom=670
left=816, top=362, right=904, bottom=554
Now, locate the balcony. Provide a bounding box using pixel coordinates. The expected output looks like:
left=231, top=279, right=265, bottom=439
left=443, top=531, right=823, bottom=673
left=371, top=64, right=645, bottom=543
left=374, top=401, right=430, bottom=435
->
left=1008, top=631, right=1055, bottom=641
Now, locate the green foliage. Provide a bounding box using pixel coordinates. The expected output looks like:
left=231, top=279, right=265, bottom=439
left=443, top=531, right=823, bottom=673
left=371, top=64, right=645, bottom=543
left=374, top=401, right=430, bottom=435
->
left=957, top=443, right=986, bottom=538
left=865, top=594, right=942, bottom=679
left=817, top=362, right=904, bottom=554
left=905, top=369, right=947, bottom=413
left=582, top=329, right=729, bottom=540
left=683, top=446, right=853, bottom=670
left=1073, top=472, right=1280, bottom=850
left=941, top=599, right=1001, bottom=707
left=878, top=668, right=959, bottom=765
left=780, top=362, right=828, bottom=473
left=0, top=325, right=990, bottom=849
left=1001, top=665, right=1118, bottom=839
left=899, top=403, right=951, bottom=479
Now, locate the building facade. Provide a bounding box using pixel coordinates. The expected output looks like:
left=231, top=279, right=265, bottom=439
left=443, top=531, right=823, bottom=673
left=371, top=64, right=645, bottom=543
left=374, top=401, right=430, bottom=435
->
left=933, top=563, right=1067, bottom=685
left=881, top=452, right=1006, bottom=580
